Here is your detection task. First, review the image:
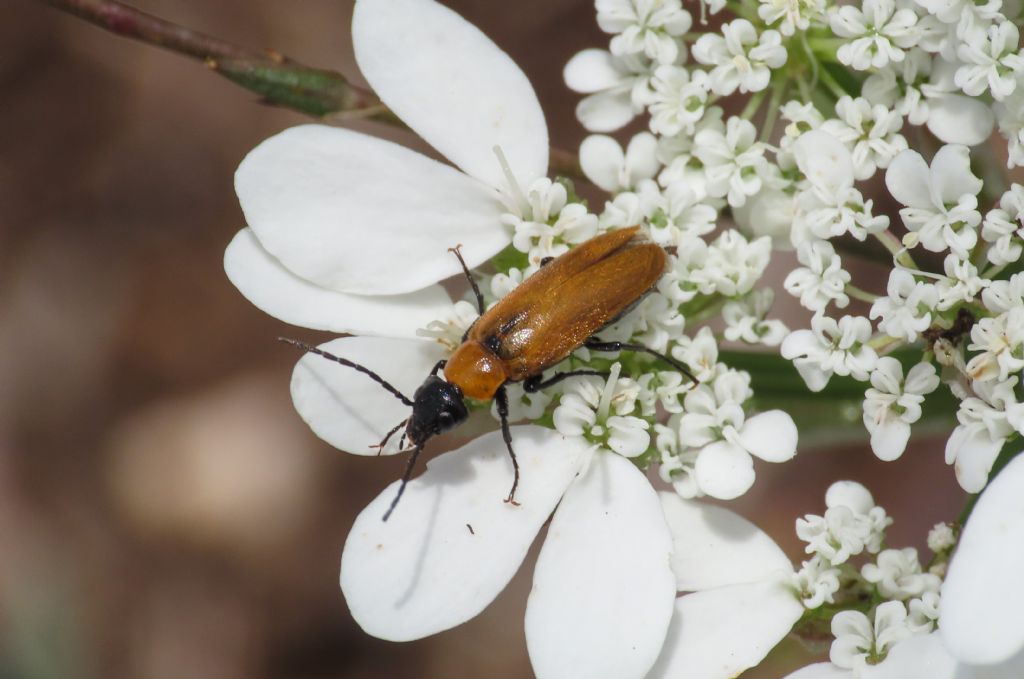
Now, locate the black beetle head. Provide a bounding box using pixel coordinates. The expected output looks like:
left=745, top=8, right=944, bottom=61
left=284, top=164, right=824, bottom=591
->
left=405, top=375, right=468, bottom=445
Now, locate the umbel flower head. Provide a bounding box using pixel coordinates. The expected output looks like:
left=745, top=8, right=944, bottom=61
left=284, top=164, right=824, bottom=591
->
left=223, top=0, right=800, bottom=677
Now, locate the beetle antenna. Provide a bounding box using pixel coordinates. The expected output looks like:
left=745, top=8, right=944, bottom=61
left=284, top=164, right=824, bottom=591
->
left=370, top=419, right=408, bottom=455
left=382, top=443, right=425, bottom=522
left=493, top=145, right=529, bottom=218
left=277, top=337, right=414, bottom=406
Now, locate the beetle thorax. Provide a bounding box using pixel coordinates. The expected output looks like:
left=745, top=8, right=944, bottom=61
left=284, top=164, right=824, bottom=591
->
left=444, top=341, right=508, bottom=400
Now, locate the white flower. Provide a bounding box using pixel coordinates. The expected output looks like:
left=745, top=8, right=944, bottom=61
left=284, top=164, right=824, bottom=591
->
left=564, top=48, right=652, bottom=132
left=935, top=255, right=985, bottom=310
left=927, top=522, right=956, bottom=552
left=941, top=452, right=1024, bottom=668
left=506, top=178, right=599, bottom=267
left=863, top=358, right=940, bottom=461
left=945, top=378, right=1017, bottom=491
left=580, top=132, right=660, bottom=193
left=907, top=591, right=941, bottom=633
left=831, top=602, right=912, bottom=671
left=694, top=116, right=770, bottom=207
left=645, top=179, right=718, bottom=245
left=796, top=481, right=891, bottom=565
left=553, top=367, right=652, bottom=458
left=863, top=52, right=996, bottom=146
left=793, top=555, right=842, bottom=608
left=954, top=21, right=1024, bottom=100
left=790, top=129, right=890, bottom=244
left=821, top=96, right=908, bottom=180
left=781, top=315, right=878, bottom=392
left=861, top=547, right=941, bottom=600
left=785, top=240, right=852, bottom=313
left=675, top=381, right=798, bottom=499
left=983, top=271, right=1024, bottom=313
left=965, top=307, right=1024, bottom=382
left=732, top=185, right=798, bottom=247
left=830, top=0, right=920, bottom=71
left=722, top=289, right=789, bottom=346
left=650, top=495, right=803, bottom=679
left=692, top=230, right=773, bottom=297
left=758, top=0, right=826, bottom=35
left=597, top=0, right=693, bottom=64
left=885, top=144, right=983, bottom=258
left=692, top=19, right=787, bottom=95
left=982, top=183, right=1024, bottom=266
left=648, top=65, right=709, bottom=137
left=869, top=269, right=938, bottom=342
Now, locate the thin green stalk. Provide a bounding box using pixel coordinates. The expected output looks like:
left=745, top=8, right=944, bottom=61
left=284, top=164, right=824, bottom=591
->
left=874, top=230, right=918, bottom=269
left=741, top=89, right=768, bottom=121
left=817, top=65, right=850, bottom=99
left=760, top=77, right=788, bottom=142
left=845, top=283, right=879, bottom=303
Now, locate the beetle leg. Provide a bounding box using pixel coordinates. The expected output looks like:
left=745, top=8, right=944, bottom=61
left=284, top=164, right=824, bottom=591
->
left=382, top=443, right=426, bottom=522
left=584, top=338, right=699, bottom=385
left=278, top=337, right=414, bottom=406
left=494, top=385, right=521, bottom=506
left=370, top=418, right=408, bottom=456
left=522, top=370, right=610, bottom=393
left=448, top=244, right=486, bottom=315
left=429, top=359, right=448, bottom=376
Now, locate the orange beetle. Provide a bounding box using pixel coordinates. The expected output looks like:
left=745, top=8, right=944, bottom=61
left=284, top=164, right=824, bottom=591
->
left=285, top=225, right=695, bottom=519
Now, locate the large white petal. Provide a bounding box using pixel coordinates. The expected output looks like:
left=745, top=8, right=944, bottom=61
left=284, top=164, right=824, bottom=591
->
left=564, top=49, right=622, bottom=93
left=290, top=336, right=446, bottom=455
left=225, top=228, right=452, bottom=337
left=525, top=452, right=675, bottom=679
left=694, top=440, right=755, bottom=500
left=941, top=453, right=1024, bottom=665
left=793, top=130, right=854, bottom=194
left=926, top=95, right=995, bottom=147
left=885, top=150, right=932, bottom=209
left=929, top=144, right=982, bottom=206
left=341, top=426, right=587, bottom=641
left=861, top=632, right=958, bottom=679
left=580, top=134, right=626, bottom=192
left=352, top=0, right=548, bottom=190
left=235, top=125, right=509, bottom=295
left=660, top=493, right=793, bottom=592
left=738, top=410, right=798, bottom=462
left=647, top=579, right=804, bottom=679
left=576, top=91, right=636, bottom=133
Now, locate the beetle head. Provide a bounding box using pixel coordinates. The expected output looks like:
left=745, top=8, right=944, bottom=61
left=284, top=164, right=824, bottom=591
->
left=405, top=375, right=468, bottom=445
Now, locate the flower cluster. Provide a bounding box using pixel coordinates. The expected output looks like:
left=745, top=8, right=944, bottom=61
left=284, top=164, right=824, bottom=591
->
left=221, top=0, right=1024, bottom=675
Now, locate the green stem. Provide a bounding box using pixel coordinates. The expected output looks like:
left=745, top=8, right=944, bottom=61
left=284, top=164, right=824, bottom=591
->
left=760, top=77, right=788, bottom=143
left=845, top=283, right=879, bottom=303
left=741, top=89, right=768, bottom=121
left=817, top=65, right=850, bottom=99
left=874, top=230, right=918, bottom=269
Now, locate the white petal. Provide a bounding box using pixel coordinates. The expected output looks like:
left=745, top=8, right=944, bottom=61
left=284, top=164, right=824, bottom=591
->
left=647, top=579, right=803, bottom=679
left=929, top=144, right=982, bottom=205
left=576, top=91, right=637, bottom=132
left=580, top=135, right=626, bottom=192
left=341, top=426, right=587, bottom=641
left=926, top=95, right=995, bottom=146
left=225, top=229, right=452, bottom=337
left=695, top=440, right=756, bottom=500
left=352, top=0, right=547, bottom=190
left=885, top=150, right=932, bottom=208
left=870, top=418, right=911, bottom=461
left=793, top=130, right=855, bottom=194
left=941, top=452, right=1024, bottom=665
left=564, top=49, right=622, bottom=93
left=526, top=453, right=675, bottom=679
left=739, top=410, right=798, bottom=462
left=290, top=336, right=446, bottom=455
left=235, top=125, right=509, bottom=295
left=660, top=493, right=793, bottom=591
left=783, top=663, right=851, bottom=679
left=861, top=632, right=958, bottom=679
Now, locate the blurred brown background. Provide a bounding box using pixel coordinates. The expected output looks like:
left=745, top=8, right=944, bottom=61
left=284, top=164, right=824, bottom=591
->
left=0, top=1, right=964, bottom=678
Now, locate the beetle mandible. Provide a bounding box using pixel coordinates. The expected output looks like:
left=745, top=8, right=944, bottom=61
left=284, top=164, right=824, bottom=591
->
left=283, top=225, right=696, bottom=520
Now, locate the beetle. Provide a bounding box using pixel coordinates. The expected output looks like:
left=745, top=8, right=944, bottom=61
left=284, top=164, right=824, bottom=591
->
left=283, top=225, right=696, bottom=520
